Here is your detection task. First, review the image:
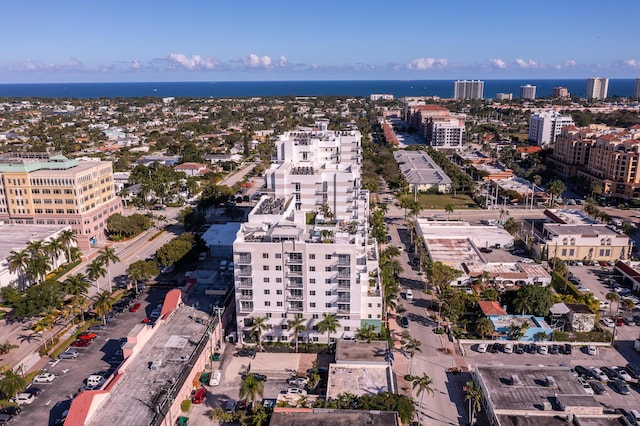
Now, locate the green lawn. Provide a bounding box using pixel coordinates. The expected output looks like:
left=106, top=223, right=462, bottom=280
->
left=416, top=193, right=478, bottom=210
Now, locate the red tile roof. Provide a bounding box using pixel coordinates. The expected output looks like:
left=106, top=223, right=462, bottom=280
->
left=478, top=300, right=508, bottom=317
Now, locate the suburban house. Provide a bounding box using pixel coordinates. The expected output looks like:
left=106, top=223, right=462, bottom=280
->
left=550, top=302, right=596, bottom=332
left=174, top=162, right=211, bottom=177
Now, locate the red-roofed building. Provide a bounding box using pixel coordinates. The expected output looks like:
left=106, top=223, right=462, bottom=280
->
left=174, top=162, right=210, bottom=176
left=478, top=301, right=508, bottom=317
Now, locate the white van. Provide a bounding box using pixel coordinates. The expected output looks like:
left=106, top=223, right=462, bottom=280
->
left=86, top=374, right=106, bottom=387
left=209, top=369, right=222, bottom=386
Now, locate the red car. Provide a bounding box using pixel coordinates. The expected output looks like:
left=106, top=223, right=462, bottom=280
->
left=129, top=303, right=142, bottom=312
left=77, top=332, right=97, bottom=341
left=71, top=339, right=91, bottom=347
left=142, top=318, right=152, bottom=323
left=191, top=387, right=207, bottom=404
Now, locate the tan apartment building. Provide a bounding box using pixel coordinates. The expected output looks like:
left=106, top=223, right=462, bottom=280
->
left=549, top=124, right=640, bottom=200
left=0, top=152, right=122, bottom=249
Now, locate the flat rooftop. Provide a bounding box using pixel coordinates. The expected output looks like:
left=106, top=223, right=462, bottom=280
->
left=89, top=304, right=211, bottom=426
left=269, top=409, right=399, bottom=426
left=489, top=315, right=551, bottom=331
left=394, top=150, right=452, bottom=185
left=476, top=365, right=600, bottom=413
left=335, top=340, right=389, bottom=364
left=0, top=223, right=69, bottom=264
left=326, top=364, right=392, bottom=399
left=545, top=209, right=600, bottom=225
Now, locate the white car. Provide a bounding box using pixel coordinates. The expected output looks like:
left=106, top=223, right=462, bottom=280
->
left=477, top=343, right=488, bottom=353
left=587, top=345, right=597, bottom=356
left=590, top=367, right=607, bottom=381
left=577, top=377, right=594, bottom=395
left=284, top=387, right=307, bottom=395
left=33, top=373, right=55, bottom=383
left=287, top=377, right=308, bottom=387
left=405, top=289, right=414, bottom=301
left=601, top=318, right=615, bottom=327
left=538, top=345, right=548, bottom=355
left=12, top=392, right=35, bottom=405
left=615, top=367, right=633, bottom=382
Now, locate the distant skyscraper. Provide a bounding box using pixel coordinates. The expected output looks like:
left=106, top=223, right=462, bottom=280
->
left=496, top=93, right=512, bottom=100
left=586, top=77, right=609, bottom=99
left=552, top=87, right=570, bottom=98
left=454, top=80, right=484, bottom=100
left=528, top=111, right=575, bottom=147
left=519, top=84, right=536, bottom=100
left=634, top=78, right=640, bottom=98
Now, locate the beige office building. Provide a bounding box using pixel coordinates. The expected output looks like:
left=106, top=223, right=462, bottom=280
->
left=0, top=152, right=122, bottom=249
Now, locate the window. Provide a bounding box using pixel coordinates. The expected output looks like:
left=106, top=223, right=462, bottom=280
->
left=263, top=265, right=269, bottom=271
left=312, top=314, right=319, bottom=319
left=276, top=278, right=282, bottom=283
left=309, top=291, right=316, bottom=296
left=325, top=254, right=332, bottom=260
left=344, top=326, right=350, bottom=332
left=309, top=279, right=316, bottom=284
left=264, top=289, right=270, bottom=295
left=264, top=278, right=270, bottom=283
left=325, top=303, right=331, bottom=308
left=325, top=266, right=331, bottom=272
left=325, top=291, right=331, bottom=296
left=276, top=289, right=282, bottom=295
left=265, top=301, right=271, bottom=307
left=309, top=254, right=315, bottom=260
left=281, top=324, right=288, bottom=330
left=368, top=314, right=372, bottom=319
left=325, top=279, right=331, bottom=284
left=276, top=302, right=282, bottom=307
left=275, top=253, right=281, bottom=259
left=310, top=302, right=316, bottom=308
left=275, top=265, right=282, bottom=271
left=309, top=266, right=315, bottom=272
left=368, top=303, right=372, bottom=308
left=263, top=253, right=269, bottom=259
left=266, top=313, right=272, bottom=318
left=561, top=249, right=567, bottom=256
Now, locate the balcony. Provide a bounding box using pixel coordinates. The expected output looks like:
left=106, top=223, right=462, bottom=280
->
left=287, top=294, right=303, bottom=301
left=239, top=302, right=254, bottom=312
left=337, top=285, right=350, bottom=291
left=285, top=258, right=303, bottom=265
left=237, top=278, right=253, bottom=288
left=337, top=307, right=351, bottom=314
left=337, top=297, right=350, bottom=303
left=368, top=289, right=381, bottom=297
left=337, top=270, right=351, bottom=278
left=237, top=255, right=252, bottom=264
left=286, top=281, right=303, bottom=289
left=288, top=303, right=303, bottom=312
left=286, top=270, right=303, bottom=278
left=239, top=293, right=253, bottom=301
left=236, top=267, right=252, bottom=277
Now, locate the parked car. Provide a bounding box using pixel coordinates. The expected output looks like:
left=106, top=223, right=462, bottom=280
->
left=476, top=343, right=488, bottom=353
left=577, top=377, right=594, bottom=395
left=563, top=343, right=572, bottom=355
left=0, top=413, right=14, bottom=424
left=287, top=377, right=308, bottom=387
left=12, top=393, right=35, bottom=405
left=129, top=303, right=142, bottom=312
left=516, top=343, right=526, bottom=354
left=224, top=399, right=236, bottom=414
left=242, top=373, right=267, bottom=382
left=71, top=339, right=91, bottom=347
left=88, top=324, right=106, bottom=331
left=77, top=332, right=97, bottom=341
left=626, top=363, right=640, bottom=379
left=586, top=345, right=597, bottom=355
left=589, top=380, right=607, bottom=395
left=549, top=344, right=559, bottom=355
left=575, top=366, right=593, bottom=379
left=33, top=373, right=55, bottom=383
left=590, top=367, right=608, bottom=381
left=0, top=406, right=22, bottom=415
left=234, top=349, right=255, bottom=358
left=191, top=387, right=208, bottom=404
left=537, top=345, right=548, bottom=355
left=400, top=316, right=409, bottom=329
left=611, top=378, right=631, bottom=395
left=614, top=366, right=633, bottom=382
left=284, top=387, right=307, bottom=395
left=59, top=349, right=79, bottom=359
left=24, top=387, right=41, bottom=396
left=623, top=317, right=636, bottom=326
left=405, top=289, right=414, bottom=301
left=601, top=366, right=620, bottom=381
left=503, top=343, right=513, bottom=354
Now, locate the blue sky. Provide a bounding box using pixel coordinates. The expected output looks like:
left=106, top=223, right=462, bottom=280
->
left=2, top=0, right=639, bottom=83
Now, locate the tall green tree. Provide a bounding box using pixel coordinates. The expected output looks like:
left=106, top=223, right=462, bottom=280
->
left=93, top=291, right=113, bottom=325
left=317, top=313, right=340, bottom=345
left=476, top=317, right=494, bottom=339
left=239, top=373, right=265, bottom=404
left=606, top=292, right=620, bottom=317
left=287, top=317, right=307, bottom=353
left=250, top=316, right=269, bottom=351
left=465, top=380, right=483, bottom=426
left=411, top=373, right=435, bottom=426
left=97, top=247, right=120, bottom=293
left=547, top=179, right=565, bottom=207
left=7, top=249, right=30, bottom=290
left=513, top=284, right=554, bottom=316
left=401, top=332, right=422, bottom=375
left=444, top=203, right=454, bottom=220
left=0, top=370, right=27, bottom=400
left=86, top=259, right=106, bottom=293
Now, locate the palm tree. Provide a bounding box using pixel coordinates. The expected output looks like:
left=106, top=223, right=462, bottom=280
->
left=97, top=247, right=120, bottom=292
left=62, top=274, right=91, bottom=322
left=239, top=373, right=264, bottom=404
left=621, top=298, right=636, bottom=319
left=355, top=324, right=379, bottom=343
left=93, top=291, right=113, bottom=325
left=547, top=179, right=565, bottom=207
left=401, top=333, right=422, bottom=375
left=0, top=370, right=27, bottom=400
left=26, top=240, right=46, bottom=258
left=86, top=259, right=106, bottom=293
left=411, top=373, right=435, bottom=426
left=59, top=229, right=77, bottom=263
left=44, top=237, right=65, bottom=270
left=250, top=316, right=269, bottom=351
left=7, top=249, right=30, bottom=290
left=25, top=254, right=51, bottom=285
left=476, top=317, right=494, bottom=339
left=317, top=313, right=340, bottom=346
left=32, top=315, right=54, bottom=351
left=287, top=317, right=306, bottom=353
left=444, top=203, right=454, bottom=220
left=606, top=292, right=620, bottom=317
left=465, top=380, right=483, bottom=426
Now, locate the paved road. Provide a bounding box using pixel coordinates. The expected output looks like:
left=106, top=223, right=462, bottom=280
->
left=218, top=161, right=259, bottom=188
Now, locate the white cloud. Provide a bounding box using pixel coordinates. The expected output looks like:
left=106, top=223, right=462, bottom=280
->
left=406, top=57, right=448, bottom=70
left=239, top=54, right=273, bottom=68
left=166, top=53, right=217, bottom=70
left=564, top=60, right=577, bottom=67
left=515, top=58, right=539, bottom=68
left=624, top=59, right=640, bottom=68
left=6, top=57, right=85, bottom=72
left=489, top=58, right=507, bottom=69
left=131, top=60, right=142, bottom=70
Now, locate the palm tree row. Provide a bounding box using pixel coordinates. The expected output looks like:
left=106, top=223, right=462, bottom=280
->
left=248, top=312, right=340, bottom=350
left=7, top=230, right=78, bottom=290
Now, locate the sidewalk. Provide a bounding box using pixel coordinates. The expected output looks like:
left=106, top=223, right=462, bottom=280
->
left=387, top=313, right=412, bottom=398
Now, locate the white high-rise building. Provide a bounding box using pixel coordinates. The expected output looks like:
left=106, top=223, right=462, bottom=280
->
left=528, top=111, right=575, bottom=147
left=520, top=84, right=536, bottom=100
left=634, top=78, right=640, bottom=98
left=233, top=119, right=382, bottom=344
left=454, top=80, right=484, bottom=99
left=586, top=77, right=609, bottom=99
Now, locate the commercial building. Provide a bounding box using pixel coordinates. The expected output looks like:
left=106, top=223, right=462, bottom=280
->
left=519, top=84, right=536, bottom=100
left=0, top=152, right=122, bottom=249
left=369, top=93, right=394, bottom=101
left=454, top=80, right=484, bottom=100
left=393, top=150, right=452, bottom=193
left=531, top=209, right=630, bottom=262
left=404, top=104, right=465, bottom=149
left=495, top=93, right=513, bottom=101
left=473, top=364, right=615, bottom=426
left=528, top=111, right=575, bottom=147
left=270, top=409, right=400, bottom=426
left=586, top=77, right=609, bottom=99
left=233, top=120, right=382, bottom=344
left=552, top=87, right=570, bottom=98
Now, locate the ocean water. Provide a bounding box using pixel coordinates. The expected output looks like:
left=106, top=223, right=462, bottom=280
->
left=0, top=79, right=636, bottom=99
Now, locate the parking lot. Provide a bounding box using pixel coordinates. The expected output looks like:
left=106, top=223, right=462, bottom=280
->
left=11, top=287, right=168, bottom=426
